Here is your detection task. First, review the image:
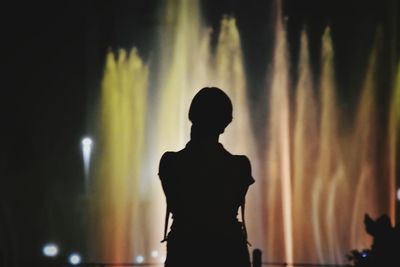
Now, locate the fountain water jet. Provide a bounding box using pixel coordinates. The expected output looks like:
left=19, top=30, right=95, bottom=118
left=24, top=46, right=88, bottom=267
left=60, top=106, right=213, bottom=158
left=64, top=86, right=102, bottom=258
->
left=264, top=1, right=293, bottom=262
left=92, top=48, right=148, bottom=262
left=292, top=29, right=319, bottom=263
left=312, top=27, right=341, bottom=264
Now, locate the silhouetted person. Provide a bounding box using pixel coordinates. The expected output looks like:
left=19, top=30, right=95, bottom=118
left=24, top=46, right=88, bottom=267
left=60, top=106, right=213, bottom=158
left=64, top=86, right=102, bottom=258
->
left=159, top=87, right=254, bottom=267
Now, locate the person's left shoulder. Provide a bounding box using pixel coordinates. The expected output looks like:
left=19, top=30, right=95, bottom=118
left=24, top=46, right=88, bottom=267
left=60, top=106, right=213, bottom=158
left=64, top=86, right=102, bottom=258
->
left=230, top=154, right=250, bottom=169
left=234, top=155, right=251, bottom=168
left=233, top=155, right=255, bottom=185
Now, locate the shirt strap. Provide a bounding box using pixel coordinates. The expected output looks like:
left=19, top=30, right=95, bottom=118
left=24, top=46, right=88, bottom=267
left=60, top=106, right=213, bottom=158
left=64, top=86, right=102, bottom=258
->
left=241, top=201, right=251, bottom=246
left=161, top=205, right=170, bottom=243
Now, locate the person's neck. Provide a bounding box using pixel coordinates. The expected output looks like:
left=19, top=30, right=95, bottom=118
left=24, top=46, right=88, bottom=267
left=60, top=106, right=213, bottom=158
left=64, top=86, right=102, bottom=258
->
left=190, top=125, right=219, bottom=144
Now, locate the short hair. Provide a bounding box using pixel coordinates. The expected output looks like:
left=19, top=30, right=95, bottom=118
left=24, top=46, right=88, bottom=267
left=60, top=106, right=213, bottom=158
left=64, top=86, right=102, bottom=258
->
left=188, top=87, right=233, bottom=133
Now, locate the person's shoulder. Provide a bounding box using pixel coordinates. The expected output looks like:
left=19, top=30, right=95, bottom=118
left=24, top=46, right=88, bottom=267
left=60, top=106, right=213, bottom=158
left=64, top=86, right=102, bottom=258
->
left=220, top=147, right=250, bottom=167
left=232, top=154, right=254, bottom=185
left=160, top=151, right=177, bottom=160
left=159, top=149, right=186, bottom=178
left=159, top=148, right=187, bottom=167
left=234, top=155, right=252, bottom=174
left=159, top=151, right=180, bottom=167
left=232, top=154, right=251, bottom=167
left=160, top=147, right=187, bottom=161
left=159, top=152, right=177, bottom=178
left=234, top=154, right=250, bottom=163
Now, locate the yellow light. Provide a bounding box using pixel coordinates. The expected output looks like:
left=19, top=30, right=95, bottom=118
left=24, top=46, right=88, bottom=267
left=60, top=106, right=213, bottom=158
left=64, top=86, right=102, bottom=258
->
left=94, top=48, right=148, bottom=262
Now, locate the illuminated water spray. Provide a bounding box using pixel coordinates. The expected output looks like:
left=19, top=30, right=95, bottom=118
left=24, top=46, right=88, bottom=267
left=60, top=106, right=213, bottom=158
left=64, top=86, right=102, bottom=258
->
left=92, top=48, right=148, bottom=262
left=262, top=4, right=396, bottom=262
left=91, top=0, right=398, bottom=264
left=264, top=2, right=293, bottom=262
left=292, top=29, right=318, bottom=262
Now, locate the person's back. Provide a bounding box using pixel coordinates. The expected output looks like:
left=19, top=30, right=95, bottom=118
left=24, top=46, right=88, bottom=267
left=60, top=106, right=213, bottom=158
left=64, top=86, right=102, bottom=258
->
left=159, top=87, right=254, bottom=267
left=160, top=140, right=253, bottom=232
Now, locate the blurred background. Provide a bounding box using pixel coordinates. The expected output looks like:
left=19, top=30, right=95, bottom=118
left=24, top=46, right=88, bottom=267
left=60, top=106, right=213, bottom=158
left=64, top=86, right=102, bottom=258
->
left=1, top=0, right=399, bottom=266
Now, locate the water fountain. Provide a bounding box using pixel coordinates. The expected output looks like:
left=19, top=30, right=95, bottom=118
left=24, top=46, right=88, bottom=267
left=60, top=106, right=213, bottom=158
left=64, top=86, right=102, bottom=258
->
left=90, top=0, right=398, bottom=264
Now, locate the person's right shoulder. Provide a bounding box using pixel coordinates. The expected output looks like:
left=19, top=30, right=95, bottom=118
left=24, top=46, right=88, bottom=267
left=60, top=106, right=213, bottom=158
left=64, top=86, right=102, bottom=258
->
left=160, top=151, right=176, bottom=161
left=158, top=151, right=178, bottom=178
left=159, top=151, right=176, bottom=166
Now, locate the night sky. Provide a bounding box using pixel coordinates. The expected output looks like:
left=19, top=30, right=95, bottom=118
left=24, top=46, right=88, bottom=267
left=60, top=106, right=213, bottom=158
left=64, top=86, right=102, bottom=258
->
left=1, top=0, right=398, bottom=265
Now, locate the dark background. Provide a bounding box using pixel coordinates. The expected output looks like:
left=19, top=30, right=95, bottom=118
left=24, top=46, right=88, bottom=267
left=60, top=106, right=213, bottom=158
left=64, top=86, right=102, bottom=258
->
left=1, top=0, right=399, bottom=265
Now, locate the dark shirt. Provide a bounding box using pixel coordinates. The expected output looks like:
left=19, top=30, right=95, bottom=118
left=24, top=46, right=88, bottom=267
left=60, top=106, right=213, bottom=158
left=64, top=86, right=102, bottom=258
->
left=159, top=140, right=254, bottom=236
left=159, top=140, right=254, bottom=267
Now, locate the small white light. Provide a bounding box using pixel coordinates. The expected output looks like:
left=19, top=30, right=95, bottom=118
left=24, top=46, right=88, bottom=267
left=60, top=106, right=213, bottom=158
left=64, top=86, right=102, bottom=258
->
left=43, top=243, right=59, bottom=257
left=69, top=253, right=81, bottom=265
left=81, top=137, right=93, bottom=148
left=135, top=255, right=144, bottom=263
left=151, top=250, right=159, bottom=258
left=81, top=137, right=94, bottom=189
left=397, top=188, right=400, bottom=201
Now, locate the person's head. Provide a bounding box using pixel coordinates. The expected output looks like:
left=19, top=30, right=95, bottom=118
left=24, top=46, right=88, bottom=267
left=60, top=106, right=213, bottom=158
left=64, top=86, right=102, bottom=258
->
left=189, top=87, right=233, bottom=135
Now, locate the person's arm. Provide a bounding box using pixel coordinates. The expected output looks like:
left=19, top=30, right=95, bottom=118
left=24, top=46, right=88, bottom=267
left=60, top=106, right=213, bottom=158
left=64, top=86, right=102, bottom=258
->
left=235, top=155, right=254, bottom=204
left=239, top=155, right=255, bottom=188
left=159, top=152, right=172, bottom=195
left=159, top=152, right=177, bottom=207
